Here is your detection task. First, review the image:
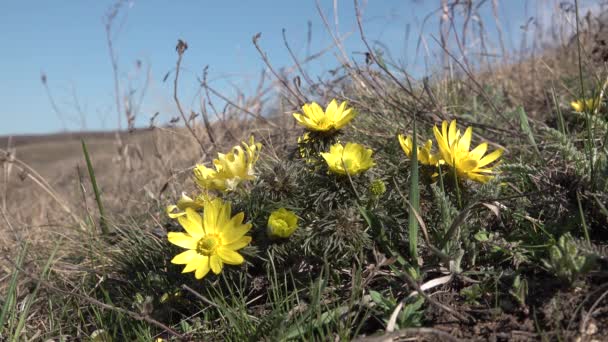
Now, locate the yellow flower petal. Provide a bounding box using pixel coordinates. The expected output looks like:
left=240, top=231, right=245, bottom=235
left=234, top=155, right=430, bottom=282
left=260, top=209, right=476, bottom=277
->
left=203, top=199, right=221, bottom=235
left=459, top=127, right=473, bottom=152
left=167, top=232, right=198, bottom=250
left=195, top=258, right=211, bottom=279
left=448, top=120, right=458, bottom=145
left=477, top=149, right=503, bottom=168
left=221, top=217, right=251, bottom=244
left=210, top=255, right=223, bottom=274
left=224, top=236, right=252, bottom=250
left=182, top=260, right=199, bottom=273
left=217, top=248, right=245, bottom=265
left=171, top=250, right=198, bottom=264
left=325, top=99, right=338, bottom=118
left=469, top=142, right=488, bottom=160
left=177, top=208, right=204, bottom=238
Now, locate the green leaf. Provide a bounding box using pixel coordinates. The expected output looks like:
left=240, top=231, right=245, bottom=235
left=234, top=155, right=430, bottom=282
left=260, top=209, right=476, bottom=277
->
left=408, top=120, right=420, bottom=265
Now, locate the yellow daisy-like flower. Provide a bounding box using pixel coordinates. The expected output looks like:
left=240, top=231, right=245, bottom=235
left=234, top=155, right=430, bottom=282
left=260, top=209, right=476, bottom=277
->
left=321, top=142, right=375, bottom=176
left=397, top=134, right=441, bottom=166
left=168, top=199, right=252, bottom=279
left=433, top=120, right=503, bottom=183
left=293, top=99, right=357, bottom=132
left=267, top=208, right=299, bottom=239
left=194, top=136, right=262, bottom=192
left=571, top=97, right=602, bottom=113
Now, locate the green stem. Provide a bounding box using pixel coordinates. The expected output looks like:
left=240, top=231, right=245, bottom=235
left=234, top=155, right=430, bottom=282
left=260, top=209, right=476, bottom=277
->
left=576, top=191, right=591, bottom=245
left=408, top=119, right=420, bottom=265
left=81, top=139, right=108, bottom=235
left=574, top=0, right=595, bottom=189
left=453, top=167, right=462, bottom=210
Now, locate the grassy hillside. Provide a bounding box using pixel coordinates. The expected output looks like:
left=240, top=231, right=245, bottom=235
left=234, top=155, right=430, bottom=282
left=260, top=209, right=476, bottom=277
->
left=1, top=2, right=608, bottom=341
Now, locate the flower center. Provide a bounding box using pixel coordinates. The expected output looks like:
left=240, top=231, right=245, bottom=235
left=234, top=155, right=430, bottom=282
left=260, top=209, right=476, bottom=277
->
left=197, top=235, right=221, bottom=256
left=316, top=117, right=332, bottom=129
left=274, top=219, right=289, bottom=231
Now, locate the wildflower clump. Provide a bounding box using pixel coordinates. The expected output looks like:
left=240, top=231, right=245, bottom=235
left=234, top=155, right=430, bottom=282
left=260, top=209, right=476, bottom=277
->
left=194, top=136, right=262, bottom=192
left=293, top=99, right=356, bottom=133
left=433, top=120, right=503, bottom=183
left=267, top=208, right=299, bottom=239
left=321, top=142, right=375, bottom=176
left=168, top=199, right=252, bottom=279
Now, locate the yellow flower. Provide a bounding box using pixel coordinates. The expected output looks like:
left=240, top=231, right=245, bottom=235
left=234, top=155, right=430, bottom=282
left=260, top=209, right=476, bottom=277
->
left=571, top=97, right=602, bottom=112
left=293, top=99, right=356, bottom=132
left=168, top=199, right=252, bottom=279
left=433, top=120, right=503, bottom=183
left=194, top=136, right=262, bottom=192
left=397, top=134, right=441, bottom=166
left=321, top=142, right=375, bottom=176
left=267, top=208, right=299, bottom=239
left=166, top=192, right=212, bottom=218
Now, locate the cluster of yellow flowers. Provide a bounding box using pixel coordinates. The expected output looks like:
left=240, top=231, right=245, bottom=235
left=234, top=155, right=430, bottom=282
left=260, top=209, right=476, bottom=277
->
left=398, top=120, right=503, bottom=183
left=295, top=100, right=503, bottom=183
left=167, top=99, right=506, bottom=280
left=293, top=99, right=375, bottom=175
left=192, top=136, right=262, bottom=192
left=167, top=136, right=299, bottom=280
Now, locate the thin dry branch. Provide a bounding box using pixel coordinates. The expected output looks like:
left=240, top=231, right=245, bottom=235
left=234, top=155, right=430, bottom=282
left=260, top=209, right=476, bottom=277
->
left=173, top=39, right=208, bottom=154
left=252, top=33, right=306, bottom=107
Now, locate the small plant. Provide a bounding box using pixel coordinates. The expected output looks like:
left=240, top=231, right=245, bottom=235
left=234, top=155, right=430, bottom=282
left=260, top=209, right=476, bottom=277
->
left=460, top=284, right=484, bottom=305
left=369, top=291, right=425, bottom=330
left=542, top=233, right=594, bottom=284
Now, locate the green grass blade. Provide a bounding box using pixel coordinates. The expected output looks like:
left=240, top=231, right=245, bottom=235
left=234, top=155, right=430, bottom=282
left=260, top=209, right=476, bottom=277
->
left=408, top=120, right=420, bottom=265
left=81, top=139, right=108, bottom=235
left=517, top=106, right=541, bottom=159
left=576, top=191, right=591, bottom=245
left=11, top=241, right=61, bottom=342
left=550, top=85, right=566, bottom=135
left=0, top=243, right=28, bottom=336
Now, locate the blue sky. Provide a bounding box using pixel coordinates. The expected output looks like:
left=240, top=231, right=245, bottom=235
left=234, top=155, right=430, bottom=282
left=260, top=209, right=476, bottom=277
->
left=0, top=0, right=594, bottom=135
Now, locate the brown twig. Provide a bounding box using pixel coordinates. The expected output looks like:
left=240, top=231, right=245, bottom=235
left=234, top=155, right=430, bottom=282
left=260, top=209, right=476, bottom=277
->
left=282, top=29, right=316, bottom=95
left=40, top=72, right=68, bottom=131
left=429, top=34, right=518, bottom=131
left=401, top=268, right=474, bottom=324
left=353, top=0, right=432, bottom=116
left=252, top=33, right=305, bottom=107
left=200, top=80, right=278, bottom=128
left=173, top=39, right=208, bottom=154
left=181, top=284, right=221, bottom=309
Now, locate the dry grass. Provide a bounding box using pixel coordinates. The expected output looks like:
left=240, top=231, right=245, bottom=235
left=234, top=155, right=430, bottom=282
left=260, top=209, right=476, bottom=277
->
left=1, top=1, right=608, bottom=340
